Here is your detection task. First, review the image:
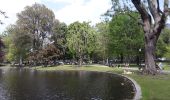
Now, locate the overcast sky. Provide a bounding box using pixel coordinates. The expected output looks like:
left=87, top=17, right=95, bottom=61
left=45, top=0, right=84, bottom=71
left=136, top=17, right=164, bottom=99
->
left=0, top=0, right=112, bottom=33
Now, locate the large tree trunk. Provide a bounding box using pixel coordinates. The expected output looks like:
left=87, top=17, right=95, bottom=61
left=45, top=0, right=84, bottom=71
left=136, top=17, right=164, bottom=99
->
left=143, top=35, right=158, bottom=74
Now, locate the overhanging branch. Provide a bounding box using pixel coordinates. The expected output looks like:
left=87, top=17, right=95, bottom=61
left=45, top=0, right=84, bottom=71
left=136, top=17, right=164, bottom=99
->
left=131, top=0, right=152, bottom=31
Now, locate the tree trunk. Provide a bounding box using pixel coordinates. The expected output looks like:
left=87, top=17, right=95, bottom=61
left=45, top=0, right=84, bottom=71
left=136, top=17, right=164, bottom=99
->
left=79, top=55, right=83, bottom=67
left=78, top=47, right=83, bottom=67
left=120, top=54, right=124, bottom=63
left=136, top=56, right=140, bottom=66
left=19, top=55, right=23, bottom=67
left=143, top=34, right=158, bottom=74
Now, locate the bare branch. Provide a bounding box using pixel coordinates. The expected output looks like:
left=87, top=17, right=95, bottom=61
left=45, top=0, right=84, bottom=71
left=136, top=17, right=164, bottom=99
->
left=157, top=0, right=163, bottom=14
left=163, top=0, right=169, bottom=17
left=150, top=0, right=170, bottom=40
left=0, top=20, right=3, bottom=24
left=131, top=0, right=151, bottom=22
left=0, top=10, right=5, bottom=15
left=147, top=0, right=161, bottom=21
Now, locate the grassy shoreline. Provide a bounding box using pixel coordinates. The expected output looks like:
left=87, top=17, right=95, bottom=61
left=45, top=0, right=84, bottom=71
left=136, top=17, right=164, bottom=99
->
left=31, top=65, right=124, bottom=74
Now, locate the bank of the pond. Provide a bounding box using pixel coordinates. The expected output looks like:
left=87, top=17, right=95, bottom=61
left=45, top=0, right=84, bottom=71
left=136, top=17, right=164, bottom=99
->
left=31, top=65, right=170, bottom=100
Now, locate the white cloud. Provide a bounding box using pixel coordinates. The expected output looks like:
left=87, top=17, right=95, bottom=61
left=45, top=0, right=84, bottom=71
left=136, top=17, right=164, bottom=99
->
left=45, top=0, right=77, bottom=4
left=0, top=0, right=111, bottom=33
left=54, top=0, right=111, bottom=25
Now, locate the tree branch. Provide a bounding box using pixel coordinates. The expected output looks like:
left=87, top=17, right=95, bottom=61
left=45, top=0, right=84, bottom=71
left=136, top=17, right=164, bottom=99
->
left=131, top=0, right=152, bottom=36
left=150, top=0, right=169, bottom=40
left=157, top=0, right=163, bottom=14
left=147, top=0, right=161, bottom=22
left=163, top=0, right=169, bottom=17
left=131, top=0, right=152, bottom=22
left=0, top=10, right=8, bottom=25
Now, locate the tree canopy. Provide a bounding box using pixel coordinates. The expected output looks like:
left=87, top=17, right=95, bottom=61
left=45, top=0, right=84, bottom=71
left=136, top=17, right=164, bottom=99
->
left=67, top=21, right=96, bottom=66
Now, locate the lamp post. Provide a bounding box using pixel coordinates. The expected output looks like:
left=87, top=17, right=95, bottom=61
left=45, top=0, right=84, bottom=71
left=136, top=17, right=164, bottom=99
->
left=139, top=48, right=141, bottom=66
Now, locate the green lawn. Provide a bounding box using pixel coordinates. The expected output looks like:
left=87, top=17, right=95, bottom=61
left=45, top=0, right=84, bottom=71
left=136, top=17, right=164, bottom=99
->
left=32, top=65, right=123, bottom=74
left=31, top=65, right=170, bottom=100
left=163, top=63, right=170, bottom=70
left=129, top=74, right=170, bottom=100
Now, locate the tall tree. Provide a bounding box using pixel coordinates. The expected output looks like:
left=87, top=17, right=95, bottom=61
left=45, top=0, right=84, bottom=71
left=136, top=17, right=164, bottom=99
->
left=0, top=10, right=7, bottom=62
left=51, top=20, right=68, bottom=59
left=109, top=12, right=144, bottom=64
left=17, top=3, right=55, bottom=51
left=158, top=28, right=170, bottom=58
left=95, top=21, right=110, bottom=64
left=67, top=21, right=96, bottom=66
left=0, top=37, right=4, bottom=62
left=4, top=25, right=32, bottom=65
left=110, top=0, right=170, bottom=74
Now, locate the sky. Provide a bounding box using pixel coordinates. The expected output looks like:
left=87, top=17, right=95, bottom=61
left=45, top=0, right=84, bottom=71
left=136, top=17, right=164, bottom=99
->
left=0, top=0, right=112, bottom=33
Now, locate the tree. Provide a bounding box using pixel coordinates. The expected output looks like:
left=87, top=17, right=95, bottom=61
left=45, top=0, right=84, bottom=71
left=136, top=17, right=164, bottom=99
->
left=95, top=21, right=110, bottom=64
left=51, top=20, right=68, bottom=60
left=4, top=25, right=32, bottom=65
left=28, top=44, right=62, bottom=67
left=67, top=21, right=96, bottom=66
left=0, top=10, right=7, bottom=62
left=17, top=3, right=55, bottom=51
left=0, top=37, right=4, bottom=62
left=158, top=28, right=170, bottom=58
left=110, top=0, right=170, bottom=74
left=109, top=12, right=144, bottom=64
left=2, top=27, right=16, bottom=62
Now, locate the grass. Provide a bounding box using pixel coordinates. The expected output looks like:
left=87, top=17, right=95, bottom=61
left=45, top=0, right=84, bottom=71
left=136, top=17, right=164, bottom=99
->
left=162, top=63, right=170, bottom=70
left=32, top=65, right=123, bottom=74
left=128, top=74, right=170, bottom=100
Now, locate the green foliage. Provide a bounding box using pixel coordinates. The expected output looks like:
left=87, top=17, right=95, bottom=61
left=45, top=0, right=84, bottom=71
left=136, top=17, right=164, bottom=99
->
left=66, top=21, right=96, bottom=64
left=161, top=28, right=170, bottom=44
left=17, top=3, right=55, bottom=50
left=0, top=37, right=5, bottom=61
left=156, top=38, right=167, bottom=58
left=109, top=12, right=144, bottom=60
left=3, top=3, right=57, bottom=64
left=94, top=21, right=110, bottom=60
left=52, top=20, right=67, bottom=47
left=157, top=28, right=170, bottom=58
left=3, top=25, right=32, bottom=62
left=51, top=20, right=69, bottom=58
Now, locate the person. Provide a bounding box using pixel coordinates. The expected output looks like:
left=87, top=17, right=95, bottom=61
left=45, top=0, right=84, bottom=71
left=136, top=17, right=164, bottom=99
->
left=125, top=63, right=129, bottom=68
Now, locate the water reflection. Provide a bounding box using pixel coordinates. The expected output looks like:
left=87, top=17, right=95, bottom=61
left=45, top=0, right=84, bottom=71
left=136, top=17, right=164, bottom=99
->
left=0, top=68, right=135, bottom=100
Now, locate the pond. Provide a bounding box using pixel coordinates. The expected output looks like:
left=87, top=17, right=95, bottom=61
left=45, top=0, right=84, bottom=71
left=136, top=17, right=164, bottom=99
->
left=0, top=68, right=135, bottom=100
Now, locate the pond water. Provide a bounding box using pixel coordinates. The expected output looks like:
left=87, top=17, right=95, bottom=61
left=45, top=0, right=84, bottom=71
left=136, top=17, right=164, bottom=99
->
left=0, top=68, right=135, bottom=100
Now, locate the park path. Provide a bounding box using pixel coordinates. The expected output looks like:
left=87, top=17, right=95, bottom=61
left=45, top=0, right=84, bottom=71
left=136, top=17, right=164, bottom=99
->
left=122, top=67, right=170, bottom=74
